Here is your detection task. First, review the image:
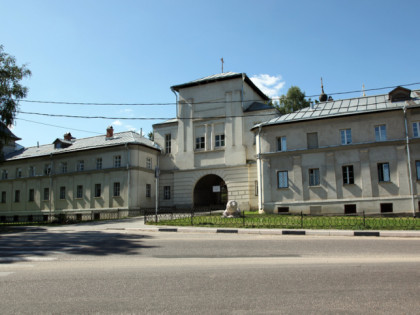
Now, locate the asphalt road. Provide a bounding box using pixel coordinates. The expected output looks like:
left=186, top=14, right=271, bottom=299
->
left=1, top=228, right=419, bottom=314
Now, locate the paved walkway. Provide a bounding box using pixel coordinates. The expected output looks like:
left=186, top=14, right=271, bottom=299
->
left=6, top=216, right=418, bottom=238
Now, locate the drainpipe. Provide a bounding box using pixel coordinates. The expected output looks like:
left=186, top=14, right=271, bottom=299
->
left=403, top=105, right=416, bottom=217
left=257, top=125, right=264, bottom=214
left=241, top=73, right=245, bottom=110
left=126, top=143, right=130, bottom=210
left=155, top=155, right=160, bottom=219
left=49, top=153, right=53, bottom=221
left=171, top=88, right=178, bottom=118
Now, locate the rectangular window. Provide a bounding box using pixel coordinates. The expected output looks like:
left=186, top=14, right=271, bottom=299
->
left=76, top=185, right=83, bottom=199
left=1, top=191, right=5, bottom=203
left=96, top=158, right=102, bottom=170
left=146, top=157, right=152, bottom=169
left=340, top=129, right=352, bottom=145
left=375, top=125, right=387, bottom=141
left=164, top=186, right=171, bottom=200
left=61, top=162, right=67, bottom=174
left=413, top=122, right=420, bottom=138
left=59, top=186, right=66, bottom=200
left=29, top=166, right=35, bottom=177
left=215, top=134, right=225, bottom=148
left=380, top=203, right=393, bottom=213
left=277, top=136, right=287, bottom=152
left=77, top=160, right=84, bottom=172
left=342, top=165, right=354, bottom=185
left=113, top=182, right=120, bottom=197
left=146, top=184, right=151, bottom=198
left=44, top=164, right=51, bottom=176
left=1, top=170, right=8, bottom=180
left=114, top=155, right=121, bottom=168
left=29, top=189, right=34, bottom=202
left=344, top=204, right=357, bottom=214
left=277, top=171, right=289, bottom=188
left=195, top=136, right=205, bottom=150
left=378, top=163, right=390, bottom=182
left=254, top=180, right=258, bottom=196
left=14, top=190, right=20, bottom=202
left=307, top=132, right=318, bottom=149
left=43, top=188, right=49, bottom=201
left=94, top=184, right=101, bottom=197
left=309, top=168, right=320, bottom=186
left=416, top=161, right=420, bottom=180
left=16, top=168, right=22, bottom=178
left=165, top=134, right=171, bottom=153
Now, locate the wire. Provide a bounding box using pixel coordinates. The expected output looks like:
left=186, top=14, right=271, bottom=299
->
left=18, top=82, right=420, bottom=106
left=16, top=118, right=102, bottom=134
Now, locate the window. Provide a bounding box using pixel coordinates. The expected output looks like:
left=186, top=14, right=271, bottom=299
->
left=44, top=164, right=51, bottom=176
left=344, top=204, right=357, bottom=214
left=59, top=186, right=66, bottom=200
left=380, top=203, right=393, bottom=213
left=416, top=161, right=420, bottom=180
left=378, top=163, right=390, bottom=182
left=114, top=155, right=121, bottom=168
left=14, top=190, right=20, bottom=202
left=76, top=185, right=83, bottom=199
left=113, top=182, right=120, bottom=197
left=307, top=132, right=318, bottom=149
left=61, top=162, right=67, bottom=174
left=277, top=171, right=288, bottom=188
left=29, top=166, right=35, bottom=177
left=1, top=170, right=8, bottom=180
left=94, top=184, right=101, bottom=197
left=43, top=188, right=50, bottom=201
left=309, top=168, right=320, bottom=186
left=1, top=191, right=5, bottom=203
left=28, top=189, right=34, bottom=202
left=340, top=129, right=352, bottom=145
left=164, top=186, right=171, bottom=200
left=277, top=136, right=287, bottom=152
left=414, top=122, right=420, bottom=138
left=16, top=168, right=22, bottom=178
left=96, top=158, right=102, bottom=170
left=278, top=207, right=289, bottom=213
left=375, top=125, right=387, bottom=141
left=195, top=136, right=205, bottom=150
left=146, top=184, right=151, bottom=198
left=165, top=134, right=171, bottom=153
left=215, top=134, right=225, bottom=148
left=77, top=160, right=84, bottom=172
left=254, top=180, right=258, bottom=196
left=146, top=157, right=152, bottom=169
left=342, top=165, right=354, bottom=185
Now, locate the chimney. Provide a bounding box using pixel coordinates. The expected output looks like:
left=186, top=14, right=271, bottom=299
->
left=64, top=132, right=72, bottom=141
left=106, top=126, right=114, bottom=138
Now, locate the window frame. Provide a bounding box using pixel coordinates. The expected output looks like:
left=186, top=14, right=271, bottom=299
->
left=342, top=165, right=354, bottom=185
left=76, top=185, right=83, bottom=199
left=1, top=191, right=6, bottom=203
left=114, top=155, right=121, bottom=168
left=309, top=168, right=320, bottom=186
left=215, top=134, right=225, bottom=148
left=77, top=160, right=85, bottom=172
left=195, top=136, right=205, bottom=150
left=59, top=186, right=66, bottom=200
left=94, top=184, right=101, bottom=198
left=415, top=161, right=420, bottom=181
left=96, top=158, right=102, bottom=170
left=14, top=190, right=20, bottom=203
left=61, top=162, right=67, bottom=174
left=28, top=189, right=35, bottom=202
left=375, top=125, right=387, bottom=141
left=146, top=184, right=151, bottom=198
left=146, top=157, right=152, bottom=169
left=307, top=132, right=318, bottom=149
left=377, top=162, right=391, bottom=182
left=163, top=186, right=171, bottom=200
left=165, top=134, right=171, bottom=154
left=277, top=136, right=287, bottom=152
left=43, top=188, right=50, bottom=201
left=277, top=171, right=289, bottom=188
left=340, top=128, right=352, bottom=145
left=113, top=182, right=121, bottom=197
left=413, top=121, right=420, bottom=138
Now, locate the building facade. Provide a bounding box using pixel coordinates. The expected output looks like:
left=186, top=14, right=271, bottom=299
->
left=253, top=87, right=420, bottom=215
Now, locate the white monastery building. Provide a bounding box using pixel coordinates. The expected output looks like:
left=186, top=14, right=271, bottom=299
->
left=0, top=73, right=419, bottom=216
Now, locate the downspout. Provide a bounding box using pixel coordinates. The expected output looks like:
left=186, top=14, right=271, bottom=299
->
left=49, top=153, right=53, bottom=221
left=257, top=125, right=264, bottom=214
left=155, top=153, right=160, bottom=219
left=126, top=143, right=130, bottom=210
left=241, top=73, right=245, bottom=110
left=403, top=105, right=416, bottom=217
left=171, top=88, right=178, bottom=119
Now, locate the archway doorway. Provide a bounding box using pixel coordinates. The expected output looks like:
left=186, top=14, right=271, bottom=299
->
left=193, top=175, right=227, bottom=208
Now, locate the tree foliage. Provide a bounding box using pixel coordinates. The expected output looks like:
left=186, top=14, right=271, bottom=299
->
left=273, top=86, right=311, bottom=115
left=0, top=45, right=31, bottom=131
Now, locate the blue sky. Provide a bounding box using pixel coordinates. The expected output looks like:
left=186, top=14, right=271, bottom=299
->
left=2, top=0, right=419, bottom=147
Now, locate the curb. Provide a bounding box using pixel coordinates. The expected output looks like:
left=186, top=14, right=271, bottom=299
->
left=119, top=226, right=420, bottom=238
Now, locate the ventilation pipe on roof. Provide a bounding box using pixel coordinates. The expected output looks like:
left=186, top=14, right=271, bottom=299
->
left=106, top=126, right=114, bottom=138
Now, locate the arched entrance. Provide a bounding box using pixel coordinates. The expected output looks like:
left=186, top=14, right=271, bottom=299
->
left=193, top=175, right=227, bottom=208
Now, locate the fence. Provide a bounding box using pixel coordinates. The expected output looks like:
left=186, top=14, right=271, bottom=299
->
left=144, top=210, right=420, bottom=230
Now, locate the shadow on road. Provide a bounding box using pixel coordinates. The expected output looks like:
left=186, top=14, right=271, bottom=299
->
left=0, top=228, right=157, bottom=263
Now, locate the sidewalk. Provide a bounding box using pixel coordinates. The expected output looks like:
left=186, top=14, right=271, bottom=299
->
left=15, top=216, right=418, bottom=238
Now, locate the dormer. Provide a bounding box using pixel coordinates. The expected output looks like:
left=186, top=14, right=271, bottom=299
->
left=388, top=86, right=411, bottom=102
left=53, top=132, right=75, bottom=149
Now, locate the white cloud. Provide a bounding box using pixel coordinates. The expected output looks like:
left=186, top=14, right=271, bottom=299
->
left=112, top=120, right=122, bottom=126
left=250, top=74, right=285, bottom=99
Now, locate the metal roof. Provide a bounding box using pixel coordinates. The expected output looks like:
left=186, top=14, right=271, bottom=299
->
left=254, top=89, right=420, bottom=129
left=244, top=102, right=275, bottom=112
left=5, top=131, right=161, bottom=161
left=171, top=72, right=269, bottom=101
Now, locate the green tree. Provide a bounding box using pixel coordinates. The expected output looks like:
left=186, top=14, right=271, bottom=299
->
left=274, top=86, right=311, bottom=115
left=0, top=45, right=31, bottom=140
left=147, top=131, right=154, bottom=141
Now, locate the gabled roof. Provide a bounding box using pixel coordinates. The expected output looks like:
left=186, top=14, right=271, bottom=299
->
left=4, top=131, right=161, bottom=161
left=171, top=72, right=269, bottom=101
left=244, top=102, right=275, bottom=112
left=253, top=88, right=420, bottom=129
